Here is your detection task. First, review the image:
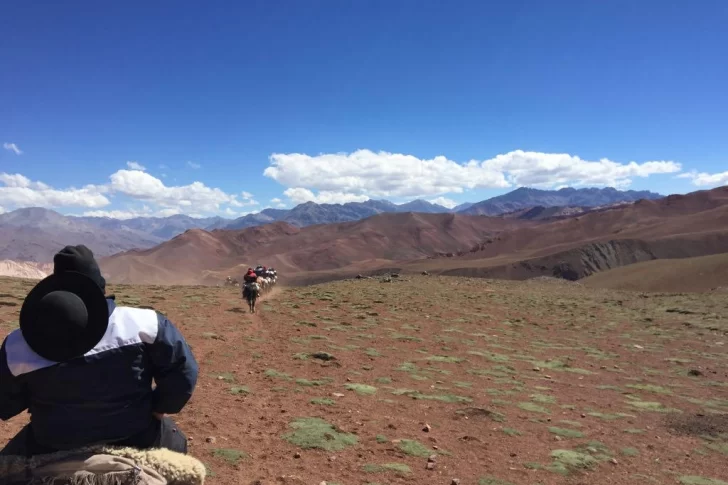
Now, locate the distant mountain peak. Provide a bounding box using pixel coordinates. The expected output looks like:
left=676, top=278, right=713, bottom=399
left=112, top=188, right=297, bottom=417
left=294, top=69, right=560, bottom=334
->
left=459, top=186, right=663, bottom=216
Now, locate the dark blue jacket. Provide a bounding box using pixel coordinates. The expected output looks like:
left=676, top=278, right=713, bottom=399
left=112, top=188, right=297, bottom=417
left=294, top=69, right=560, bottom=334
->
left=0, top=299, right=198, bottom=450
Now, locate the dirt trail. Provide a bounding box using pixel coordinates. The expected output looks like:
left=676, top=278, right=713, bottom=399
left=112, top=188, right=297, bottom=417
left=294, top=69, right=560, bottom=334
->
left=246, top=285, right=284, bottom=332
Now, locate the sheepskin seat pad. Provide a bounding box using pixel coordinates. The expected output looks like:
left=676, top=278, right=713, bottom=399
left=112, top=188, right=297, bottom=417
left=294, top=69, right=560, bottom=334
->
left=0, top=446, right=206, bottom=485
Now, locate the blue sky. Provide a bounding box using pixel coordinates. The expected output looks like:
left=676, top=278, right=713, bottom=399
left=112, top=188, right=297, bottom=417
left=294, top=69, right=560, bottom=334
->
left=1, top=0, right=727, bottom=218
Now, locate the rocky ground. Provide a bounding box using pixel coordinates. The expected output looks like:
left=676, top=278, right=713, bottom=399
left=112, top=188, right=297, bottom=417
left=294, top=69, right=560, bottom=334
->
left=1, top=275, right=727, bottom=485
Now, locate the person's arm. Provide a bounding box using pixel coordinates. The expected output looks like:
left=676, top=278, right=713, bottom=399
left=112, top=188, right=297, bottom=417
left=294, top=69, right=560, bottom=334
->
left=0, top=339, right=29, bottom=420
left=146, top=313, right=199, bottom=415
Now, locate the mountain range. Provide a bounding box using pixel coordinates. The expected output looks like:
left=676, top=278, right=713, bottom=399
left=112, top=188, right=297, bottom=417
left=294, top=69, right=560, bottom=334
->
left=99, top=186, right=728, bottom=287
left=0, top=187, right=663, bottom=262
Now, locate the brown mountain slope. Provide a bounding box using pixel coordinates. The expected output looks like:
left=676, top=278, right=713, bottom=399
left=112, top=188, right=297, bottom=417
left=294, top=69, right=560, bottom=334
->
left=581, top=252, right=728, bottom=293
left=101, top=213, right=528, bottom=285
left=410, top=186, right=728, bottom=280
left=101, top=186, right=728, bottom=287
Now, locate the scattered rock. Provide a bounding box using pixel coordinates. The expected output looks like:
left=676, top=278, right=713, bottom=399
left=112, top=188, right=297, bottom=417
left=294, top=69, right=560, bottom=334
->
left=610, top=458, right=619, bottom=465
left=312, top=352, right=336, bottom=361
left=451, top=479, right=461, bottom=485
left=319, top=482, right=327, bottom=485
left=294, top=452, right=301, bottom=459
left=423, top=424, right=432, bottom=433
left=532, top=367, right=541, bottom=372
left=332, top=393, right=345, bottom=398
left=205, top=437, right=216, bottom=444
left=426, top=462, right=435, bottom=470
left=634, top=344, right=644, bottom=349
left=554, top=436, right=563, bottom=441
left=422, top=271, right=430, bottom=276
left=688, top=369, right=703, bottom=377
left=428, top=455, right=437, bottom=463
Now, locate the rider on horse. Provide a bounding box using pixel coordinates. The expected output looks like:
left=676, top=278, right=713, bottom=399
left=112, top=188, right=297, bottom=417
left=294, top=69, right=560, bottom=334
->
left=0, top=245, right=198, bottom=457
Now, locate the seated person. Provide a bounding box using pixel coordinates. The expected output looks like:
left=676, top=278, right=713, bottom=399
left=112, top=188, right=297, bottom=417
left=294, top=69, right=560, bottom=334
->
left=0, top=245, right=198, bottom=456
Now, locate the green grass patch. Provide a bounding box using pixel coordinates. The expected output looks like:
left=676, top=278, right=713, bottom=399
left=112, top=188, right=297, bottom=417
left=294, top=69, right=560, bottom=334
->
left=548, top=427, right=584, bottom=439
left=398, top=439, right=432, bottom=457
left=264, top=369, right=292, bottom=380
left=623, top=428, right=645, bottom=434
left=679, top=477, right=728, bottom=485
left=518, top=402, right=550, bottom=414
left=212, top=448, right=248, bottom=465
left=376, top=435, right=388, bottom=443
left=530, top=359, right=593, bottom=375
left=468, top=350, right=510, bottom=362
left=548, top=449, right=598, bottom=475
left=531, top=393, right=557, bottom=404
left=365, top=348, right=381, bottom=357
left=502, top=427, right=522, bottom=436
left=588, top=411, right=635, bottom=421
left=282, top=417, right=358, bottom=451
left=397, top=362, right=417, bottom=372
left=425, top=355, right=465, bottom=363
left=296, top=377, right=334, bottom=387
left=621, top=447, right=639, bottom=456
left=345, top=383, right=377, bottom=395
left=310, top=398, right=335, bottom=406
left=214, top=372, right=235, bottom=383
left=628, top=400, right=682, bottom=413
left=559, top=420, right=582, bottom=428
left=229, top=386, right=250, bottom=395
left=626, top=383, right=673, bottom=395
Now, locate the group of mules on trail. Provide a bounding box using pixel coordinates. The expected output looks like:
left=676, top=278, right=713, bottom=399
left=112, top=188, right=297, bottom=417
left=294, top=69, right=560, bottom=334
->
left=231, top=265, right=277, bottom=313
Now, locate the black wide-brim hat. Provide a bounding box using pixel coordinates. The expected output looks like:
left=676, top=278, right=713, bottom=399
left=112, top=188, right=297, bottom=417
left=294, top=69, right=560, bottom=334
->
left=19, top=271, right=109, bottom=363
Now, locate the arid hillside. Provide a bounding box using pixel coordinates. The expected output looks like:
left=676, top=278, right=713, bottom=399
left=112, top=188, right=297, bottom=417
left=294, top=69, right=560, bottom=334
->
left=414, top=186, right=728, bottom=281
left=99, top=186, right=728, bottom=287
left=0, top=260, right=53, bottom=279
left=582, top=252, right=728, bottom=293
left=101, top=213, right=528, bottom=285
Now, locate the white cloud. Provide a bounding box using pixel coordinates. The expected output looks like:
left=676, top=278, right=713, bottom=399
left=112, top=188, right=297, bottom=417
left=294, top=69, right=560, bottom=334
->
left=239, top=191, right=259, bottom=206
left=678, top=170, right=728, bottom=187
left=3, top=143, right=23, bottom=155
left=479, top=150, right=681, bottom=188
left=0, top=205, right=5, bottom=214
left=265, top=149, right=682, bottom=200
left=283, top=187, right=370, bottom=205
left=126, top=161, right=146, bottom=171
left=186, top=161, right=201, bottom=169
left=428, top=196, right=457, bottom=209
left=82, top=206, right=186, bottom=219
left=108, top=169, right=242, bottom=214
left=270, top=198, right=286, bottom=209
left=0, top=172, right=110, bottom=209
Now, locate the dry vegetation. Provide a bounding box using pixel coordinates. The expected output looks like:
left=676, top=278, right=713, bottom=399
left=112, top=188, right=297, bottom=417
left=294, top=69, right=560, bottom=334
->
left=1, top=275, right=727, bottom=485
